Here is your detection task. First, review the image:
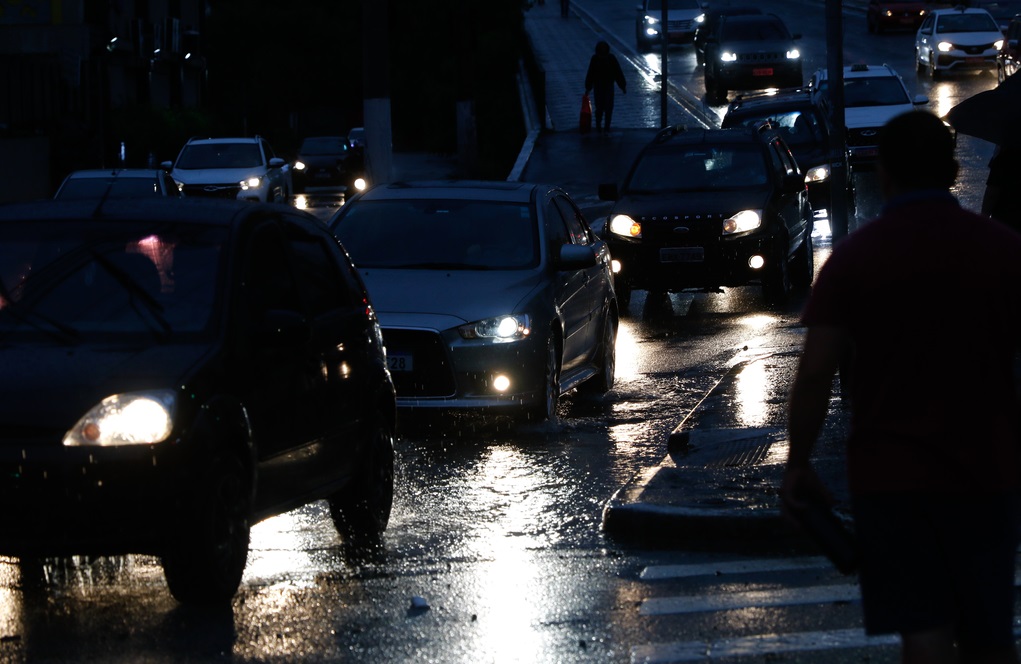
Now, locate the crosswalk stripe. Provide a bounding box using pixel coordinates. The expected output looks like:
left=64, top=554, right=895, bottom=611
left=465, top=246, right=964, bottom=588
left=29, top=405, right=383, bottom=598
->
left=641, top=583, right=861, bottom=616
left=630, top=628, right=899, bottom=663
left=641, top=557, right=833, bottom=580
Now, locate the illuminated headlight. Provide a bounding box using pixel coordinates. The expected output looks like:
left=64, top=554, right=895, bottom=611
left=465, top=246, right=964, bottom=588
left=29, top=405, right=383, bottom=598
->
left=644, top=15, right=659, bottom=26
left=786, top=48, right=800, bottom=59
left=608, top=214, right=641, bottom=238
left=458, top=314, right=531, bottom=342
left=721, top=51, right=738, bottom=62
left=995, top=39, right=1004, bottom=50
left=173, top=180, right=184, bottom=193
left=63, top=390, right=176, bottom=447
left=937, top=41, right=953, bottom=52
left=695, top=13, right=705, bottom=22
left=294, top=161, right=306, bottom=171
left=722, top=209, right=762, bottom=235
left=805, top=164, right=830, bottom=183
left=884, top=9, right=893, bottom=17
left=353, top=177, right=367, bottom=192
left=240, top=176, right=262, bottom=190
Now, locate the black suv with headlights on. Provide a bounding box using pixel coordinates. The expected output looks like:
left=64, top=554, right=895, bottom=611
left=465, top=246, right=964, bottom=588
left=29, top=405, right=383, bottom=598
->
left=598, top=124, right=813, bottom=308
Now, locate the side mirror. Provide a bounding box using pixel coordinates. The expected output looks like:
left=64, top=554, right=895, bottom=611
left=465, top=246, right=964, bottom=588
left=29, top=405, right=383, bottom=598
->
left=160, top=160, right=173, bottom=170
left=913, top=94, right=929, bottom=105
left=558, top=244, right=598, bottom=270
left=598, top=182, right=619, bottom=201
left=269, top=157, right=286, bottom=168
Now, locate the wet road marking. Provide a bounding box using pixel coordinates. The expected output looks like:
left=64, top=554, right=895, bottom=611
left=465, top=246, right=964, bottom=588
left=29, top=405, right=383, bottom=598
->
left=641, top=556, right=833, bottom=580
left=630, top=628, right=899, bottom=663
left=640, top=583, right=861, bottom=616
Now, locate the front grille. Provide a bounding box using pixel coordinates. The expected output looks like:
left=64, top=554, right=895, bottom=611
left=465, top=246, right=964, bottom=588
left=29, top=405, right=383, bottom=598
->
left=846, top=127, right=881, bottom=147
left=737, top=52, right=784, bottom=63
left=382, top=328, right=457, bottom=398
left=641, top=215, right=723, bottom=244
left=960, top=43, right=994, bottom=55
left=181, top=184, right=241, bottom=199
left=667, top=18, right=694, bottom=31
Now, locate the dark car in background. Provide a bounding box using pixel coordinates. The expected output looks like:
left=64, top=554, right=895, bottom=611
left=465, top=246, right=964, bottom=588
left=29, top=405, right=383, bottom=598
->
left=694, top=6, right=761, bottom=65
left=702, top=13, right=803, bottom=104
left=867, top=0, right=929, bottom=33
left=722, top=88, right=855, bottom=221
left=598, top=125, right=814, bottom=307
left=292, top=136, right=367, bottom=197
left=969, top=0, right=1021, bottom=33
left=54, top=169, right=181, bottom=200
left=635, top=0, right=706, bottom=52
left=997, top=13, right=1021, bottom=80
left=328, top=181, right=617, bottom=422
left=0, top=198, right=396, bottom=606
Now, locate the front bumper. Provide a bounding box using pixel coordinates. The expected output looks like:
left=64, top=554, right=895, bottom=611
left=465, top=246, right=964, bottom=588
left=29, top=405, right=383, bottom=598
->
left=716, top=62, right=802, bottom=91
left=0, top=442, right=192, bottom=556
left=934, top=50, right=998, bottom=72
left=606, top=230, right=781, bottom=292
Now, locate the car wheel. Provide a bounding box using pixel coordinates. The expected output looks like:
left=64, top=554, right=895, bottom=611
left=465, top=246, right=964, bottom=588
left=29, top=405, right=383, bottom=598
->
left=916, top=50, right=926, bottom=74
left=328, top=410, right=395, bottom=549
left=790, top=228, right=814, bottom=290
left=526, top=335, right=560, bottom=422
left=162, top=453, right=251, bottom=606
left=761, top=240, right=792, bottom=305
left=579, top=314, right=616, bottom=395
left=998, top=64, right=1006, bottom=84
left=929, top=56, right=941, bottom=80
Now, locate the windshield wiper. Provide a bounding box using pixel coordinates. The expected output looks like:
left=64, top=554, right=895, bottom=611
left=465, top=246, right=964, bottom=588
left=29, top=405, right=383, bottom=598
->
left=91, top=251, right=173, bottom=338
left=0, top=280, right=80, bottom=345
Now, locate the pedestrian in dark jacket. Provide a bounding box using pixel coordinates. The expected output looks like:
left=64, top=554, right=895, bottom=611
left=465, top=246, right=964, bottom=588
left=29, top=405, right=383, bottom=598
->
left=584, top=41, right=626, bottom=133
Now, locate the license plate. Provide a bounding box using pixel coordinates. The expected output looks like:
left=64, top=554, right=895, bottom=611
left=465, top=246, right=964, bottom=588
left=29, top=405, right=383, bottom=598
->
left=752, top=67, right=774, bottom=76
left=853, top=147, right=878, bottom=157
left=966, top=57, right=985, bottom=63
left=314, top=172, right=332, bottom=179
left=660, top=247, right=704, bottom=263
left=387, top=353, right=413, bottom=372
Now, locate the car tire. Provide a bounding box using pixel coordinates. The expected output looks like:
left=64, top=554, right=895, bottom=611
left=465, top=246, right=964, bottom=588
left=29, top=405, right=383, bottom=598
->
left=526, top=335, right=560, bottom=422
left=162, top=453, right=251, bottom=606
left=929, top=56, right=941, bottom=80
left=328, top=410, right=395, bottom=549
left=579, top=314, right=616, bottom=395
left=916, top=51, right=926, bottom=74
left=761, top=240, right=792, bottom=305
left=790, top=228, right=814, bottom=290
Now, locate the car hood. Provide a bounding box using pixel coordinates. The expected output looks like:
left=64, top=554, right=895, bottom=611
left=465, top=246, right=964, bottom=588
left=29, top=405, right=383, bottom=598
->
left=172, top=167, right=268, bottom=184
left=358, top=268, right=544, bottom=331
left=934, top=30, right=1003, bottom=46
left=719, top=38, right=796, bottom=53
left=0, top=342, right=211, bottom=431
left=614, top=188, right=773, bottom=218
left=844, top=103, right=915, bottom=128
left=298, top=154, right=351, bottom=167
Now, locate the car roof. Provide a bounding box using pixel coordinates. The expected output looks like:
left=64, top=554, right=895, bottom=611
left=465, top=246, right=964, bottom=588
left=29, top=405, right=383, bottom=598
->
left=726, top=89, right=817, bottom=114
left=353, top=180, right=545, bottom=204
left=0, top=198, right=304, bottom=227
left=642, top=125, right=776, bottom=150
left=930, top=5, right=995, bottom=14
left=184, top=137, right=262, bottom=145
left=816, top=63, right=901, bottom=80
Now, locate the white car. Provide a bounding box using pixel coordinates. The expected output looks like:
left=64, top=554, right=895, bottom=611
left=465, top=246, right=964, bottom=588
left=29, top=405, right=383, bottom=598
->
left=915, top=6, right=1004, bottom=79
left=809, top=63, right=928, bottom=168
left=162, top=137, right=291, bottom=203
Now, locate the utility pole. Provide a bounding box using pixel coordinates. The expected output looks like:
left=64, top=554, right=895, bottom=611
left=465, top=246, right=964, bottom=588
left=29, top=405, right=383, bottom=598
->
left=660, top=3, right=669, bottom=128
left=825, top=0, right=849, bottom=242
left=362, top=0, right=393, bottom=185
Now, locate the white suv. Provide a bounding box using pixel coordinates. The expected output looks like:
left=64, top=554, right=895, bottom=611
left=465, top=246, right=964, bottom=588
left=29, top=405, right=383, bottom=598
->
left=809, top=63, right=928, bottom=168
left=163, top=137, right=291, bottom=203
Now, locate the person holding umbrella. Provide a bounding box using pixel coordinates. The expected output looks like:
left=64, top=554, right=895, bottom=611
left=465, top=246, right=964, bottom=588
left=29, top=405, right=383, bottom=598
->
left=946, top=73, right=1021, bottom=232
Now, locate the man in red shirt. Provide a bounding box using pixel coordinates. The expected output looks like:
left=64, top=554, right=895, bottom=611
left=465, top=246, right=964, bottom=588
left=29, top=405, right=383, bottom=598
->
left=782, top=110, right=1021, bottom=663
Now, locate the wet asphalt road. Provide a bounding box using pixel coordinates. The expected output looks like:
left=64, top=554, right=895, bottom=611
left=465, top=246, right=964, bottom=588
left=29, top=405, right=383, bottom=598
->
left=0, top=0, right=1009, bottom=661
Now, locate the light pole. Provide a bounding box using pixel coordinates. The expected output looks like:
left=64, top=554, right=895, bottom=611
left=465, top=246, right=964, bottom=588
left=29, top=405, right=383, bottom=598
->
left=825, top=0, right=849, bottom=242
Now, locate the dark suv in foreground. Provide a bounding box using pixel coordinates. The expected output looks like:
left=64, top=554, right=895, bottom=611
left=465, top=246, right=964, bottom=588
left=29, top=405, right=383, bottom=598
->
left=598, top=124, right=813, bottom=308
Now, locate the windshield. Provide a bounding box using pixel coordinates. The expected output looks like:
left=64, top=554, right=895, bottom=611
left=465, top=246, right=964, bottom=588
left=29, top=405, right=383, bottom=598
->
left=626, top=145, right=768, bottom=193
left=843, top=77, right=911, bottom=106
left=0, top=220, right=226, bottom=341
left=56, top=177, right=162, bottom=200
left=721, top=17, right=790, bottom=41
left=175, top=143, right=263, bottom=170
left=937, top=13, right=1000, bottom=32
left=331, top=200, right=540, bottom=270
left=299, top=137, right=349, bottom=156
left=647, top=0, right=702, bottom=10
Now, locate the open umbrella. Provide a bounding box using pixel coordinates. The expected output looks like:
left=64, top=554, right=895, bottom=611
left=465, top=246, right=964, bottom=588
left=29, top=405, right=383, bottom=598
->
left=945, top=72, right=1021, bottom=147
